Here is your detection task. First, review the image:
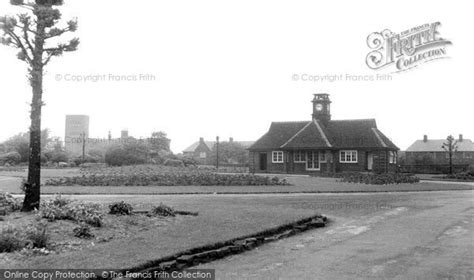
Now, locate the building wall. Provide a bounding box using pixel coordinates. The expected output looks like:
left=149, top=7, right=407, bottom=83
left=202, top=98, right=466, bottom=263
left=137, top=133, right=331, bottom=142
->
left=335, top=149, right=367, bottom=173
left=190, top=142, right=213, bottom=165
left=250, top=149, right=396, bottom=174
left=65, top=115, right=90, bottom=156
left=373, top=150, right=388, bottom=173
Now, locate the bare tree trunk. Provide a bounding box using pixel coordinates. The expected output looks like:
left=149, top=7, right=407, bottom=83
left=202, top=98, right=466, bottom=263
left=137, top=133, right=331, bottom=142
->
left=22, top=66, right=43, bottom=211
left=22, top=23, right=45, bottom=212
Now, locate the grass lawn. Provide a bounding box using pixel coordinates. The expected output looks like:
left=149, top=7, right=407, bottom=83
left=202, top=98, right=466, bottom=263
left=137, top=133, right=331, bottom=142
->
left=0, top=174, right=472, bottom=195
left=0, top=168, right=81, bottom=178
left=0, top=195, right=324, bottom=270
left=1, top=190, right=467, bottom=270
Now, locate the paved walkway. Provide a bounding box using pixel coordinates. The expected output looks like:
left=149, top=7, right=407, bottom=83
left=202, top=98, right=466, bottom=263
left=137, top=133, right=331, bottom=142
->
left=198, top=190, right=474, bottom=280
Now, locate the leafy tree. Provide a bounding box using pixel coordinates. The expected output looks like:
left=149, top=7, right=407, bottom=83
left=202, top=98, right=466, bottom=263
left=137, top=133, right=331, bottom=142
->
left=49, top=151, right=68, bottom=163
left=87, top=149, right=105, bottom=163
left=43, top=136, right=68, bottom=163
left=0, top=0, right=79, bottom=211
left=442, top=135, right=458, bottom=175
left=0, top=151, right=22, bottom=165
left=2, top=133, right=29, bottom=162
left=149, top=131, right=171, bottom=152
left=2, top=129, right=51, bottom=162
left=210, top=142, right=249, bottom=165
left=105, top=140, right=149, bottom=166
left=44, top=136, right=63, bottom=152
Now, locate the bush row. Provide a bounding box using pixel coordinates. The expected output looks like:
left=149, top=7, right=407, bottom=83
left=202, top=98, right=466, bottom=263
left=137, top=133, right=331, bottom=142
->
left=443, top=171, right=474, bottom=181
left=45, top=173, right=289, bottom=187
left=339, top=173, right=420, bottom=185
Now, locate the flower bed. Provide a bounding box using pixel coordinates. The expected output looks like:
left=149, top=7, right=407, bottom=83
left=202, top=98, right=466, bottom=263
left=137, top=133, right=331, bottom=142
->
left=339, top=173, right=420, bottom=185
left=45, top=165, right=289, bottom=187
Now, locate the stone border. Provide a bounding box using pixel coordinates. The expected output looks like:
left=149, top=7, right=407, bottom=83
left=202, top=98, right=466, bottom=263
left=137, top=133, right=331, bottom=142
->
left=106, top=214, right=327, bottom=278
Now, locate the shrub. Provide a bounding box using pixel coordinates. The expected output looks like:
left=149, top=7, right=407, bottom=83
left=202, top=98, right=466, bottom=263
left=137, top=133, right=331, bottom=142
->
left=47, top=151, right=68, bottom=164
left=25, top=222, right=49, bottom=249
left=50, top=193, right=70, bottom=207
left=150, top=203, right=176, bottom=217
left=339, top=173, right=420, bottom=185
left=41, top=201, right=69, bottom=221
left=0, top=192, right=22, bottom=212
left=72, top=155, right=101, bottom=166
left=104, top=143, right=147, bottom=166
left=0, top=226, right=23, bottom=253
left=73, top=223, right=94, bottom=239
left=0, top=222, right=49, bottom=253
left=108, top=201, right=133, bottom=215
left=0, top=151, right=21, bottom=165
left=67, top=202, right=103, bottom=227
left=40, top=197, right=103, bottom=227
left=444, top=172, right=474, bottom=181
left=87, top=149, right=105, bottom=163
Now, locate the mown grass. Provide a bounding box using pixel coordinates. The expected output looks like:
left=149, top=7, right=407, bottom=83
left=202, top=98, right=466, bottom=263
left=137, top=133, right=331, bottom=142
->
left=4, top=195, right=324, bottom=269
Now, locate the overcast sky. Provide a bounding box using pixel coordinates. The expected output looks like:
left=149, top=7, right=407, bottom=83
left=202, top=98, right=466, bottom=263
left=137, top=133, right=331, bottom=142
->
left=0, top=0, right=472, bottom=153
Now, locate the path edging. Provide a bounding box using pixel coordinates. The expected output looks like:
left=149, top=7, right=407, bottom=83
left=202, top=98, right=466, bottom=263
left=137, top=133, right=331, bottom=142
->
left=107, top=214, right=327, bottom=278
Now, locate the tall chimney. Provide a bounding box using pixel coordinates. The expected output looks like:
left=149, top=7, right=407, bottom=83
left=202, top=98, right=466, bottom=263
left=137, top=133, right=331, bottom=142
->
left=199, top=137, right=204, bottom=143
left=459, top=134, right=463, bottom=142
left=423, top=135, right=428, bottom=142
left=229, top=137, right=234, bottom=143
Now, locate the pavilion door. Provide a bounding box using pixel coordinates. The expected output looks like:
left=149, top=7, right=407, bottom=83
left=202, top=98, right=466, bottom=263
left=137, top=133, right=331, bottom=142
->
left=367, top=152, right=373, bottom=171
left=306, top=151, right=320, bottom=171
left=259, top=153, right=267, bottom=171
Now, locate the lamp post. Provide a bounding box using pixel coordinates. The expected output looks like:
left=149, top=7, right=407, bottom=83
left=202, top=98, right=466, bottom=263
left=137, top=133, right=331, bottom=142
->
left=81, top=132, right=86, bottom=165
left=216, top=136, right=219, bottom=171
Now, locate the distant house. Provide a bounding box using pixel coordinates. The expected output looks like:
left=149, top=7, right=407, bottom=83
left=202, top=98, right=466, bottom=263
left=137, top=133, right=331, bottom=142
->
left=405, top=135, right=474, bottom=168
left=248, top=94, right=399, bottom=174
left=183, top=137, right=254, bottom=165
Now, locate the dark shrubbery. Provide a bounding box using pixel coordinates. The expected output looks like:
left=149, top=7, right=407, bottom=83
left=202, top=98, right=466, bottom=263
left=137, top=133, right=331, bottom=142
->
left=0, top=222, right=49, bottom=253
left=150, top=203, right=176, bottom=217
left=149, top=203, right=198, bottom=217
left=72, top=154, right=102, bottom=166
left=339, top=173, right=420, bottom=185
left=104, top=144, right=147, bottom=166
left=0, top=227, right=23, bottom=253
left=444, top=171, right=474, bottom=181
left=73, top=223, right=94, bottom=239
left=108, top=201, right=133, bottom=215
left=45, top=151, right=68, bottom=164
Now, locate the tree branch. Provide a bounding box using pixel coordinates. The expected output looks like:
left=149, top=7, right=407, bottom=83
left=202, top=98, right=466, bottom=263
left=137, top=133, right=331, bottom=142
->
left=4, top=29, right=33, bottom=64
left=21, top=24, right=34, bottom=54
left=42, top=52, right=53, bottom=65
left=45, top=19, right=77, bottom=39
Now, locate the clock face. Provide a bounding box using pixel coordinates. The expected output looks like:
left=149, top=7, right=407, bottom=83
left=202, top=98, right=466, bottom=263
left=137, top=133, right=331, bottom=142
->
left=315, top=104, right=323, bottom=111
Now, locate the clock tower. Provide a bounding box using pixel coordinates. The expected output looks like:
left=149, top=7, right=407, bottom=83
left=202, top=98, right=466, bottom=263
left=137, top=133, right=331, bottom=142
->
left=312, top=93, right=331, bottom=125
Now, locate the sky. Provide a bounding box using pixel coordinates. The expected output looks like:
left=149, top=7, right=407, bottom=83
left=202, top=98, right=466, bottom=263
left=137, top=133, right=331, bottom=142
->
left=0, top=0, right=472, bottom=153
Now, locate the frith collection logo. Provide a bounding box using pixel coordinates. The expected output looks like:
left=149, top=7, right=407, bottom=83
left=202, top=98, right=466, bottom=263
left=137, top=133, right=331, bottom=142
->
left=366, top=22, right=451, bottom=72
